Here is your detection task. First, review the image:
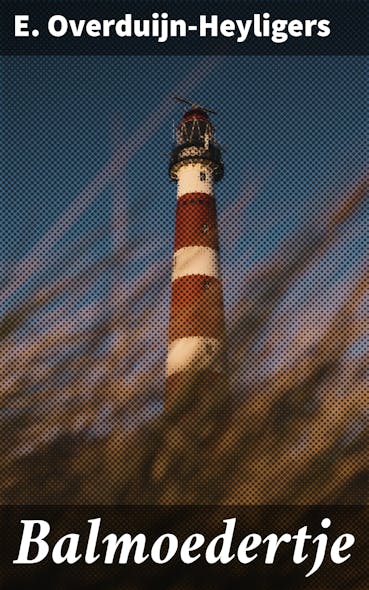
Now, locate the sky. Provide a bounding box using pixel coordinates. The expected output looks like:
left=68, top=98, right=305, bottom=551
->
left=2, top=54, right=367, bottom=259
left=1, top=55, right=368, bottom=355
left=0, top=53, right=368, bottom=436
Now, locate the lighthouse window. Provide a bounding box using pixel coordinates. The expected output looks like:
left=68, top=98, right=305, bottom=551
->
left=200, top=172, right=206, bottom=181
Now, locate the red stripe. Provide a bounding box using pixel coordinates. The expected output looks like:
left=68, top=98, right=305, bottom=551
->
left=182, top=112, right=209, bottom=122
left=169, top=275, right=225, bottom=341
left=177, top=192, right=212, bottom=204
left=175, top=193, right=219, bottom=251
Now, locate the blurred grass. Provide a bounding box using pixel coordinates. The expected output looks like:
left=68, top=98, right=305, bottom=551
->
left=1, top=169, right=368, bottom=507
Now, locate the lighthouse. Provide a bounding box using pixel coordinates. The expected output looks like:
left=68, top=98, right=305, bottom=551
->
left=166, top=98, right=228, bottom=412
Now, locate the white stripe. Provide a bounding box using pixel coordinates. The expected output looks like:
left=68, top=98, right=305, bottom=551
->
left=172, top=246, right=219, bottom=281
left=167, top=336, right=223, bottom=377
left=177, top=162, right=213, bottom=197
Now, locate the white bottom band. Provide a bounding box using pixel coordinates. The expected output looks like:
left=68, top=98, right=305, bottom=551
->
left=167, top=336, right=223, bottom=377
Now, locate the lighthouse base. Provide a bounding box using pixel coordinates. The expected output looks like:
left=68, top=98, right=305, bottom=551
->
left=165, top=368, right=230, bottom=419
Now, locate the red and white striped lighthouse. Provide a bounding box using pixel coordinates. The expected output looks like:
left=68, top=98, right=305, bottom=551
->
left=166, top=101, right=228, bottom=412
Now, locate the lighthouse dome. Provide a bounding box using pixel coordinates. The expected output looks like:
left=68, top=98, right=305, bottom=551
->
left=182, top=107, right=209, bottom=121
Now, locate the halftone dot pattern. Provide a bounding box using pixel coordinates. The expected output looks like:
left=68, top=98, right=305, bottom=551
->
left=1, top=53, right=368, bottom=516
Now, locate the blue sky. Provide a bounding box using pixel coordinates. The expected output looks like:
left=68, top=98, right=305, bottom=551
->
left=1, top=55, right=368, bottom=323
left=1, top=54, right=368, bottom=433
